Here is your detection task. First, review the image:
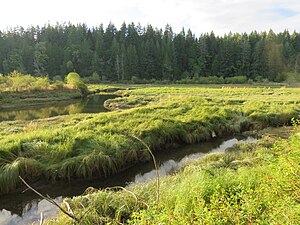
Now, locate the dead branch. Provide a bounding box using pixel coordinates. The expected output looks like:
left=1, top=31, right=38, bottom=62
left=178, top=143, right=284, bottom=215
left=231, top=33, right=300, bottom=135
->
left=19, top=176, right=80, bottom=223
left=39, top=212, right=43, bottom=225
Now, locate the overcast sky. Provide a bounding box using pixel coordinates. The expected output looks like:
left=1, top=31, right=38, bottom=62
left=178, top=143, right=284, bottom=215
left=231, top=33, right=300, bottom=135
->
left=1, top=0, right=299, bottom=35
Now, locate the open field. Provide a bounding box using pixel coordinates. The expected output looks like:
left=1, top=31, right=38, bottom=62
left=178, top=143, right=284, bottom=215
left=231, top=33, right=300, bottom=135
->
left=0, top=85, right=300, bottom=196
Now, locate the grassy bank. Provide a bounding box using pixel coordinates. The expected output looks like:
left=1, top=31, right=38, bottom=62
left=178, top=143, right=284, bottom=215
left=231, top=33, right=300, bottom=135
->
left=44, top=125, right=300, bottom=224
left=0, top=71, right=88, bottom=110
left=0, top=86, right=300, bottom=195
left=0, top=90, right=82, bottom=110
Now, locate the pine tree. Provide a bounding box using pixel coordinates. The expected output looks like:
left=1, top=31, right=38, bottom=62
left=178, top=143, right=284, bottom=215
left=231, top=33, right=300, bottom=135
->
left=33, top=42, right=48, bottom=76
left=239, top=36, right=251, bottom=77
left=251, top=40, right=266, bottom=79
left=126, top=44, right=139, bottom=80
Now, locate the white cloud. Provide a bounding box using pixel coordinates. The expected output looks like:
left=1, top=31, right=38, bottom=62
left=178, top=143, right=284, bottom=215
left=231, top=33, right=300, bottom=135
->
left=0, top=0, right=299, bottom=35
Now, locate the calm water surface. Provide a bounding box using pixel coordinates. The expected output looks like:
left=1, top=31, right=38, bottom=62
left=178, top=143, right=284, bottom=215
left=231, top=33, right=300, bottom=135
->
left=0, top=94, right=117, bottom=122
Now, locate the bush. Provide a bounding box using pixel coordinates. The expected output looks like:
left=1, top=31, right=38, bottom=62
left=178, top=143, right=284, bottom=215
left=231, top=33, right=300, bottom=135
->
left=51, top=80, right=65, bottom=90
left=52, top=75, right=63, bottom=82
left=176, top=75, right=249, bottom=84
left=31, top=77, right=50, bottom=90
left=176, top=76, right=224, bottom=84
left=198, top=76, right=224, bottom=84
left=65, top=72, right=88, bottom=95
left=9, top=71, right=36, bottom=91
left=0, top=74, right=8, bottom=90
left=224, top=76, right=248, bottom=84
left=131, top=76, right=146, bottom=84
left=82, top=72, right=101, bottom=84
left=91, top=72, right=101, bottom=83
left=0, top=71, right=52, bottom=92
left=285, top=72, right=300, bottom=84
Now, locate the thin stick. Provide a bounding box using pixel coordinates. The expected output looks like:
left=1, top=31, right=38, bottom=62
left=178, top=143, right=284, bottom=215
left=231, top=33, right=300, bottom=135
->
left=39, top=212, right=43, bottom=225
left=63, top=200, right=75, bottom=217
left=19, top=176, right=80, bottom=223
left=131, top=135, right=160, bottom=206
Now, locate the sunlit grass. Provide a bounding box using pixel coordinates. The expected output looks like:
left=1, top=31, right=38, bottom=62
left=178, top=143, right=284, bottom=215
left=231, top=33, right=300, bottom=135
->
left=44, top=129, right=300, bottom=224
left=0, top=86, right=300, bottom=195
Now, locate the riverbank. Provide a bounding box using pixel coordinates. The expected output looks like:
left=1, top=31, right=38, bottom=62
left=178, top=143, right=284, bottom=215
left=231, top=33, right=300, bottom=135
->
left=0, top=134, right=258, bottom=224
left=0, top=86, right=300, bottom=196
left=0, top=89, right=82, bottom=110
left=44, top=124, right=300, bottom=224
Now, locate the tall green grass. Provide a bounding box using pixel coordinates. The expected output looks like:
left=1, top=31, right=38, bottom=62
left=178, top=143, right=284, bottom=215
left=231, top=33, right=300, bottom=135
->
left=44, top=127, right=300, bottom=224
left=0, top=86, right=300, bottom=194
left=0, top=90, right=82, bottom=110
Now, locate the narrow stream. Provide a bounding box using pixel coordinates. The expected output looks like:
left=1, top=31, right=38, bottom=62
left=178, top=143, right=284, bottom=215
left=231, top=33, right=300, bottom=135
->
left=0, top=135, right=256, bottom=225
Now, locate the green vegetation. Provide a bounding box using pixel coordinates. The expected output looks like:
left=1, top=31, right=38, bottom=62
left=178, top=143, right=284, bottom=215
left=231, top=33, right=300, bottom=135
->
left=0, top=71, right=52, bottom=92
left=0, top=71, right=88, bottom=94
left=0, top=71, right=86, bottom=109
left=0, top=90, right=82, bottom=110
left=0, top=86, right=300, bottom=196
left=1, top=23, right=300, bottom=83
left=65, top=72, right=88, bottom=96
left=44, top=125, right=300, bottom=224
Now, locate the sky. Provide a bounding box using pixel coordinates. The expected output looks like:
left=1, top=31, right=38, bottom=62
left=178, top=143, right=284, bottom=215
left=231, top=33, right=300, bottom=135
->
left=0, top=0, right=300, bottom=35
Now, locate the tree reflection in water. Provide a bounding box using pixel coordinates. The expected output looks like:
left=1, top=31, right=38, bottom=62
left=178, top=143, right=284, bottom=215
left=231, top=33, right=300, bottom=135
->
left=0, top=95, right=117, bottom=122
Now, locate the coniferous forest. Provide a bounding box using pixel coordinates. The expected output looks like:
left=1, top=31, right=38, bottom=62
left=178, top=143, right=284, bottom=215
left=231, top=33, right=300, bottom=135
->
left=0, top=22, right=300, bottom=82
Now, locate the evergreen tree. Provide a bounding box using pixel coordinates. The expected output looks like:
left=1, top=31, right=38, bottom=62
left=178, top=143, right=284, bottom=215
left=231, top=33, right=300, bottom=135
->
left=196, top=36, right=210, bottom=76
left=251, top=40, right=266, bottom=79
left=218, top=35, right=236, bottom=77
left=239, top=36, right=251, bottom=77
left=92, top=25, right=105, bottom=77
left=264, top=42, right=285, bottom=81
left=33, top=42, right=48, bottom=76
left=126, top=44, right=139, bottom=80
left=174, top=29, right=187, bottom=79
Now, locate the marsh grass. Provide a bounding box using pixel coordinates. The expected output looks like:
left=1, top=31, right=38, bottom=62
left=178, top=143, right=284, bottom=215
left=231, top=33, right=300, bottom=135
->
left=0, top=89, right=82, bottom=110
left=44, top=131, right=300, bottom=224
left=0, top=157, right=43, bottom=193
left=1, top=86, right=300, bottom=195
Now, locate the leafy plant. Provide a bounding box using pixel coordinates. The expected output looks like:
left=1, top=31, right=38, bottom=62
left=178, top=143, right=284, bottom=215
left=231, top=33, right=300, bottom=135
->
left=65, top=72, right=88, bottom=95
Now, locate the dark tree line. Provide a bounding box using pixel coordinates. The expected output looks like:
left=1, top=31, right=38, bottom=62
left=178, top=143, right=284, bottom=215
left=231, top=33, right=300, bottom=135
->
left=0, top=22, right=300, bottom=82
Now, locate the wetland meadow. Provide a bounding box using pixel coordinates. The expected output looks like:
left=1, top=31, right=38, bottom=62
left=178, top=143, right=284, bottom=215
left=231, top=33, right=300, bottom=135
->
left=0, top=82, right=300, bottom=224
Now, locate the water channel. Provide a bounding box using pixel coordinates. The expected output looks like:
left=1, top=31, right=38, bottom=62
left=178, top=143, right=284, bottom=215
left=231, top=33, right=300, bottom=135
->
left=0, top=94, right=117, bottom=122
left=0, top=135, right=256, bottom=225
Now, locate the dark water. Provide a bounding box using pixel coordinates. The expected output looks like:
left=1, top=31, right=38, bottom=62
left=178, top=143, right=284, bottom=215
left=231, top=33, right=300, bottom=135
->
left=0, top=136, right=256, bottom=225
left=0, top=94, right=117, bottom=122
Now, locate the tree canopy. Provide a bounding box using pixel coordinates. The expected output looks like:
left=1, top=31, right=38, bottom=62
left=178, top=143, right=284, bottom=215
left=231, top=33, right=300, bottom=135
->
left=0, top=23, right=299, bottom=82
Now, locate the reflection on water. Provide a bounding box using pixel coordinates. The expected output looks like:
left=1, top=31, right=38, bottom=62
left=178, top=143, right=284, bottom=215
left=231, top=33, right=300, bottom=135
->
left=0, top=95, right=117, bottom=122
left=133, top=137, right=257, bottom=184
left=0, top=136, right=256, bottom=225
left=0, top=198, right=62, bottom=225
